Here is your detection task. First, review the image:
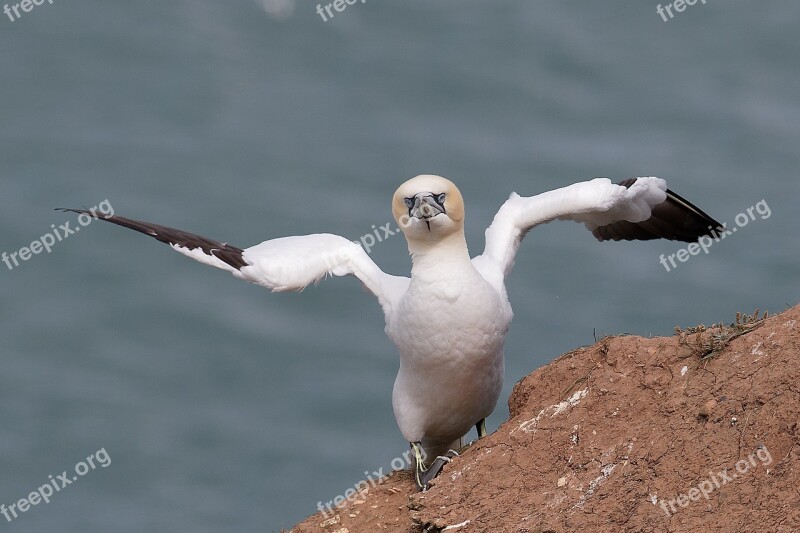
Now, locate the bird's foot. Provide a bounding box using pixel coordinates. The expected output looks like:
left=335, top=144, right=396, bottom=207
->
left=416, top=449, right=460, bottom=490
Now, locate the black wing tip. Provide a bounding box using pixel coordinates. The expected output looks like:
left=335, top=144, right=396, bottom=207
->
left=59, top=207, right=248, bottom=271
left=592, top=181, right=723, bottom=244
left=55, top=207, right=111, bottom=219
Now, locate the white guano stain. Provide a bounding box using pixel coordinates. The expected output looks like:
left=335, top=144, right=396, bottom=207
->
left=443, top=519, right=471, bottom=531
left=514, top=388, right=588, bottom=434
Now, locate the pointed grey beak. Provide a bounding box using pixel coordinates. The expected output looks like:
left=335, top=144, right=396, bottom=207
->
left=405, top=193, right=446, bottom=220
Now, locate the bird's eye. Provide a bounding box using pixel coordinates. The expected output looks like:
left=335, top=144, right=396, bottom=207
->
left=436, top=193, right=446, bottom=205
left=404, top=198, right=414, bottom=209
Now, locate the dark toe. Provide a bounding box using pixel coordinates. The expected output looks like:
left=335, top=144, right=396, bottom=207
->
left=419, top=455, right=455, bottom=489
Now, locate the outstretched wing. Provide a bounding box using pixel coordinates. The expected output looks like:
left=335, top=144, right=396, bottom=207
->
left=589, top=178, right=721, bottom=242
left=472, top=177, right=722, bottom=287
left=58, top=209, right=408, bottom=315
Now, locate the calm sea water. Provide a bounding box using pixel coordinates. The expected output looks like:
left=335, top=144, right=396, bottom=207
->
left=1, top=1, right=798, bottom=530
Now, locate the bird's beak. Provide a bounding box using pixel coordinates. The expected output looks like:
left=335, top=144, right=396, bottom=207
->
left=408, top=193, right=446, bottom=221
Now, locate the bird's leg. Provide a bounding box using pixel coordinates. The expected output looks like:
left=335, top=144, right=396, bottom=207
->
left=475, top=418, right=487, bottom=439
left=411, top=442, right=427, bottom=489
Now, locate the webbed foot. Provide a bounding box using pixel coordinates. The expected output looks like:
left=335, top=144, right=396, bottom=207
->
left=418, top=449, right=460, bottom=489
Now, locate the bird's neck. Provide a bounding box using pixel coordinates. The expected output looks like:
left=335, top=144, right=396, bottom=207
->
left=408, top=231, right=472, bottom=276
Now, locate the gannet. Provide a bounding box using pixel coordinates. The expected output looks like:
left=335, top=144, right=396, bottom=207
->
left=61, top=175, right=721, bottom=488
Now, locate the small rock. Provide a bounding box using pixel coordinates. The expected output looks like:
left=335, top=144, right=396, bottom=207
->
left=557, top=476, right=567, bottom=487
left=320, top=515, right=340, bottom=528
left=698, top=399, right=718, bottom=419
left=703, top=399, right=717, bottom=415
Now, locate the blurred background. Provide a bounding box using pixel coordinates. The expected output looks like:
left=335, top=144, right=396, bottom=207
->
left=1, top=1, right=797, bottom=530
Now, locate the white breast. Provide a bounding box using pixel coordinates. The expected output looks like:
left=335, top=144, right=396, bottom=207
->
left=386, top=261, right=512, bottom=451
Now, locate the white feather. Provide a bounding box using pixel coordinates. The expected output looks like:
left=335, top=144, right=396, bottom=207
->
left=474, top=177, right=667, bottom=285
left=236, top=234, right=408, bottom=316
left=170, top=244, right=240, bottom=274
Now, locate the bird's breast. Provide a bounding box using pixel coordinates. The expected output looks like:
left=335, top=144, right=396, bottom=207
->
left=387, top=272, right=512, bottom=368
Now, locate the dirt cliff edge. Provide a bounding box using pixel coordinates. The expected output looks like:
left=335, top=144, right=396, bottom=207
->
left=291, top=305, right=800, bottom=533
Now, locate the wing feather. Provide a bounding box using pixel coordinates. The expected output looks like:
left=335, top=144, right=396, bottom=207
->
left=59, top=209, right=408, bottom=315
left=591, top=179, right=722, bottom=242
left=473, top=177, right=722, bottom=287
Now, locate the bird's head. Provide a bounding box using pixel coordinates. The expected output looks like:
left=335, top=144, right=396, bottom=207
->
left=392, top=175, right=465, bottom=245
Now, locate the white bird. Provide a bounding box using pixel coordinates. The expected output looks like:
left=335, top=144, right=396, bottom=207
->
left=61, top=175, right=721, bottom=488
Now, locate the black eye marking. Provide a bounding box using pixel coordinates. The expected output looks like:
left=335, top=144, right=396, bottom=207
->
left=435, top=193, right=446, bottom=206
left=404, top=197, right=415, bottom=209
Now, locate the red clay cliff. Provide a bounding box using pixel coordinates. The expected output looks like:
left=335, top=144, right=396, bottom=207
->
left=291, top=304, right=800, bottom=533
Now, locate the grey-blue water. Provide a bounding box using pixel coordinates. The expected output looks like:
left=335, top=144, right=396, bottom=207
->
left=1, top=1, right=797, bottom=530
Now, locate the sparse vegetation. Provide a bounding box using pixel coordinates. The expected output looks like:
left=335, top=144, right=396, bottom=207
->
left=675, top=309, right=769, bottom=363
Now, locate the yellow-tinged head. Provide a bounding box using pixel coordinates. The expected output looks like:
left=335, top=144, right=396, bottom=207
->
left=392, top=175, right=465, bottom=245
